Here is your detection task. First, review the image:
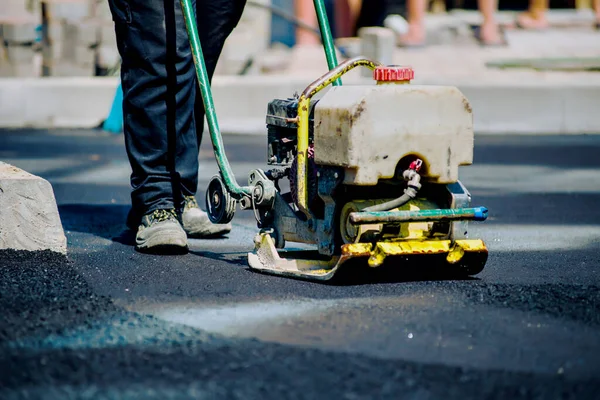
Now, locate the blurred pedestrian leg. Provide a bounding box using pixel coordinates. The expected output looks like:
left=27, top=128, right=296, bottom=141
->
left=295, top=0, right=320, bottom=45
left=396, top=0, right=427, bottom=47
left=394, top=0, right=504, bottom=47
left=516, top=0, right=550, bottom=30
left=477, top=0, right=505, bottom=46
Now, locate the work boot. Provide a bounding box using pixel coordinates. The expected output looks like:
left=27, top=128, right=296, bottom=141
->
left=135, top=208, right=188, bottom=254
left=181, top=195, right=232, bottom=238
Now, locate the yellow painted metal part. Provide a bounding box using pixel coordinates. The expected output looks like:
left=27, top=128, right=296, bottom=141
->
left=295, top=58, right=380, bottom=219
left=248, top=231, right=488, bottom=281
left=448, top=239, right=487, bottom=263
left=366, top=240, right=453, bottom=268
left=340, top=198, right=442, bottom=244
left=296, top=97, right=311, bottom=218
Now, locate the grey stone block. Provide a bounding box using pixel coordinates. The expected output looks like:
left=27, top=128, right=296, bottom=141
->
left=94, top=0, right=113, bottom=19
left=63, top=19, right=99, bottom=47
left=42, top=41, right=64, bottom=63
left=96, top=45, right=119, bottom=68
left=43, top=44, right=95, bottom=74
left=99, top=23, right=116, bottom=47
left=43, top=0, right=90, bottom=22
left=1, top=19, right=38, bottom=44
left=74, top=45, right=95, bottom=65
left=46, top=20, right=64, bottom=43
left=0, top=62, right=40, bottom=78
left=1, top=0, right=30, bottom=15
left=59, top=21, right=98, bottom=63
left=0, top=162, right=66, bottom=255
left=5, top=44, right=35, bottom=63
left=217, top=0, right=270, bottom=75
left=51, top=60, right=94, bottom=76
left=358, top=27, right=395, bottom=77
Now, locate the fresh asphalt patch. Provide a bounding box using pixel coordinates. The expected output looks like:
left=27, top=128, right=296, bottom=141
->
left=1, top=251, right=599, bottom=399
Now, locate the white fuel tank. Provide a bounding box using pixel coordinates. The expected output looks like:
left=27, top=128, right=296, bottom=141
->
left=313, top=84, right=474, bottom=185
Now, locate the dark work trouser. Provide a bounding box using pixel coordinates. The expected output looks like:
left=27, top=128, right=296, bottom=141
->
left=107, top=0, right=246, bottom=227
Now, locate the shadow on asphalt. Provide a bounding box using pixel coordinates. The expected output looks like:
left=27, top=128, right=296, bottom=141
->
left=58, top=204, right=130, bottom=242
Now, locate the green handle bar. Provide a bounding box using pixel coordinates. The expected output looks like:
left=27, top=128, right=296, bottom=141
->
left=312, top=0, right=341, bottom=86
left=179, top=0, right=249, bottom=199
left=179, top=0, right=340, bottom=199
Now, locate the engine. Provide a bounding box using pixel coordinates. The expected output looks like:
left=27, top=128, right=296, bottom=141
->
left=266, top=97, right=319, bottom=166
left=266, top=97, right=323, bottom=213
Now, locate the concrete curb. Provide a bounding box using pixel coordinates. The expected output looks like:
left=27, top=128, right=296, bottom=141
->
left=0, top=162, right=67, bottom=255
left=1, top=76, right=599, bottom=134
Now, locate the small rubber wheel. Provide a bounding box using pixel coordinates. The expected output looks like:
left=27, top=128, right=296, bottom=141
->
left=205, top=175, right=236, bottom=224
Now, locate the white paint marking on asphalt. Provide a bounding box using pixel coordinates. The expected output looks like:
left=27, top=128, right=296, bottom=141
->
left=49, top=160, right=265, bottom=186
left=192, top=222, right=600, bottom=254
left=15, top=155, right=600, bottom=197
left=128, top=296, right=430, bottom=338
left=55, top=162, right=132, bottom=184
left=470, top=224, right=600, bottom=252
left=1, top=158, right=88, bottom=176
left=460, top=165, right=600, bottom=194
left=145, top=299, right=333, bottom=335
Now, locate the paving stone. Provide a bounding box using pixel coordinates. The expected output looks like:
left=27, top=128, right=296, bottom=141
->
left=0, top=162, right=66, bottom=255
left=0, top=16, right=38, bottom=44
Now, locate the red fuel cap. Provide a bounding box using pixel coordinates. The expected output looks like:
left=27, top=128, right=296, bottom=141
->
left=373, top=65, right=414, bottom=82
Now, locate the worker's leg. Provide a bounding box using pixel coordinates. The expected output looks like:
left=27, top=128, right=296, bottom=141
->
left=175, top=0, right=246, bottom=238
left=182, top=0, right=247, bottom=201
left=109, top=0, right=244, bottom=231
left=107, top=0, right=200, bottom=251
left=295, top=0, right=320, bottom=45
left=108, top=0, right=197, bottom=228
left=516, top=0, right=549, bottom=30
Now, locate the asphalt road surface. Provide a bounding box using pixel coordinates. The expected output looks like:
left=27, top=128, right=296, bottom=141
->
left=1, top=129, right=599, bottom=399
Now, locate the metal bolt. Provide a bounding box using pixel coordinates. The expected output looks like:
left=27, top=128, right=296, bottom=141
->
left=334, top=172, right=339, bottom=179
left=317, top=171, right=321, bottom=177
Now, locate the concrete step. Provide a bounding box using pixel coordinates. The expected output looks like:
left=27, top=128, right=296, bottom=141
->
left=1, top=75, right=599, bottom=135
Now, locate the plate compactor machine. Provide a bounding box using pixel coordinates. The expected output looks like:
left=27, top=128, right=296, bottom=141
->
left=179, top=0, right=489, bottom=281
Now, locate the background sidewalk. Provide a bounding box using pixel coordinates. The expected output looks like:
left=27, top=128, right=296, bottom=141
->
left=0, top=8, right=599, bottom=134
left=261, top=10, right=600, bottom=84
